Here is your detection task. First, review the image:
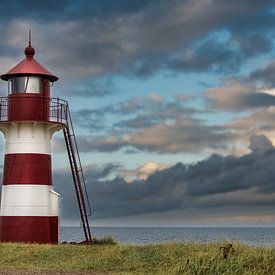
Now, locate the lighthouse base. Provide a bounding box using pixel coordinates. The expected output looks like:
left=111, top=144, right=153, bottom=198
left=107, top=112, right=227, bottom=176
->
left=0, top=216, right=58, bottom=244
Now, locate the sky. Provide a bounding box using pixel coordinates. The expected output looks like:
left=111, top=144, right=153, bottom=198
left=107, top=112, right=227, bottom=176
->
left=1, top=0, right=275, bottom=227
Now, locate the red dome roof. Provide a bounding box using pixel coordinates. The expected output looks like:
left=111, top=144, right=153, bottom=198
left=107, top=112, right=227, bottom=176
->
left=1, top=44, right=58, bottom=82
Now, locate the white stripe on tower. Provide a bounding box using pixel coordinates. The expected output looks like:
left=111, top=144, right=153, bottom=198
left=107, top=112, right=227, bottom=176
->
left=0, top=185, right=59, bottom=216
left=3, top=122, right=62, bottom=154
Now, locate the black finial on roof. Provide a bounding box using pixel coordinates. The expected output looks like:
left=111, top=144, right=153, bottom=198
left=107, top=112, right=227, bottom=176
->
left=29, top=30, right=31, bottom=46
left=25, top=30, right=35, bottom=58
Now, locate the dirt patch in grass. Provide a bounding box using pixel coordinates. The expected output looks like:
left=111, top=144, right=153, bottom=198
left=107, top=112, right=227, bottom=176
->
left=0, top=270, right=106, bottom=275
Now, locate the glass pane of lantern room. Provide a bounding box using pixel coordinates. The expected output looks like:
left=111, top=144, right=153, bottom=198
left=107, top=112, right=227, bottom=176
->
left=10, top=77, right=26, bottom=93
left=8, top=79, right=11, bottom=94
left=25, top=76, right=41, bottom=93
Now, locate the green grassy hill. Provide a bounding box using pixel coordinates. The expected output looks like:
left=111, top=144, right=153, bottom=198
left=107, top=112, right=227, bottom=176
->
left=0, top=241, right=275, bottom=274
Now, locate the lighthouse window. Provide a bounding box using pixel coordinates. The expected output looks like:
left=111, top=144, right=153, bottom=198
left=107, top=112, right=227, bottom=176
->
left=8, top=76, right=42, bottom=94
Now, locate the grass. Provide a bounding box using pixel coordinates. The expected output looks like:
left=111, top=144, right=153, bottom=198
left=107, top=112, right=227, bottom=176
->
left=0, top=241, right=275, bottom=274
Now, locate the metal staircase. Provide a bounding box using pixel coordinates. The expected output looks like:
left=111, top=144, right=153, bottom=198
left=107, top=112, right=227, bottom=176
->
left=63, top=105, right=93, bottom=243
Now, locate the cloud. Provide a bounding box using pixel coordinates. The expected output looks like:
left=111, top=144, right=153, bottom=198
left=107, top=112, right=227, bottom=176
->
left=62, top=91, right=255, bottom=155
left=250, top=61, right=275, bottom=87
left=70, top=109, right=106, bottom=131
left=226, top=107, right=275, bottom=143
left=54, top=135, right=275, bottom=220
left=57, top=65, right=275, bottom=156
left=75, top=117, right=233, bottom=154
left=0, top=0, right=153, bottom=22
left=117, top=93, right=164, bottom=114
left=167, top=38, right=243, bottom=73
left=0, top=1, right=273, bottom=79
left=199, top=61, right=275, bottom=155
left=137, top=162, right=168, bottom=180
left=68, top=93, right=197, bottom=135
left=53, top=162, right=122, bottom=219
left=135, top=162, right=168, bottom=181
left=114, top=103, right=196, bottom=130
left=234, top=33, right=273, bottom=56
left=207, top=59, right=275, bottom=114
left=249, top=135, right=273, bottom=153
left=115, top=161, right=169, bottom=182
left=205, top=78, right=275, bottom=111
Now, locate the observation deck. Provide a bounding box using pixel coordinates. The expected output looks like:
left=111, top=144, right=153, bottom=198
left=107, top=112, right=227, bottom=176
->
left=0, top=96, right=68, bottom=125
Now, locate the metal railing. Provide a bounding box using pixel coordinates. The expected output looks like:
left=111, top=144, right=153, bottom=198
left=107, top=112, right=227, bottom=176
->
left=0, top=96, right=68, bottom=124
left=49, top=97, right=68, bottom=124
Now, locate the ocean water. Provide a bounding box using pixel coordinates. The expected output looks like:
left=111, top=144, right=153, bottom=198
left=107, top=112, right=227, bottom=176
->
left=60, top=226, right=275, bottom=246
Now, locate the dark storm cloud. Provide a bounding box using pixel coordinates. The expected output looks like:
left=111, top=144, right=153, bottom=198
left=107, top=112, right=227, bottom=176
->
left=55, top=135, right=275, bottom=219
left=249, top=135, right=273, bottom=153
left=0, top=0, right=274, bottom=79
left=53, top=162, right=121, bottom=219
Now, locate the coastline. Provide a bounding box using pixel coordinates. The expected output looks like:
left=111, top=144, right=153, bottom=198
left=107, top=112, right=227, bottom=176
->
left=61, top=226, right=275, bottom=246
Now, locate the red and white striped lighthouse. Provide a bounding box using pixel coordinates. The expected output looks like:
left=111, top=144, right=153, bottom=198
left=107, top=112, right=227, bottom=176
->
left=0, top=39, right=67, bottom=243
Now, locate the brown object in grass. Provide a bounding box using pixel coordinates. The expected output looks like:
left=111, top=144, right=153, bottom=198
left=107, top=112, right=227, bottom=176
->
left=220, top=243, right=235, bottom=259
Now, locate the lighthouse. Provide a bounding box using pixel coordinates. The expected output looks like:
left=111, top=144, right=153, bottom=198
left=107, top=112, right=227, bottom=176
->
left=0, top=35, right=92, bottom=244
left=0, top=39, right=67, bottom=243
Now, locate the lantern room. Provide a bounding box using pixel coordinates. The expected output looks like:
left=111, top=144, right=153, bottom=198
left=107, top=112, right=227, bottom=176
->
left=1, top=42, right=58, bottom=97
left=0, top=41, right=63, bottom=123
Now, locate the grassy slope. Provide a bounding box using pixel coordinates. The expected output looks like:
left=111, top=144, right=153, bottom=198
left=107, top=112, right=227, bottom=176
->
left=0, top=242, right=275, bottom=274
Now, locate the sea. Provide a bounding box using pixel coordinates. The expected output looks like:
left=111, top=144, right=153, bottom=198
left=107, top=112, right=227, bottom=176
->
left=60, top=227, right=275, bottom=247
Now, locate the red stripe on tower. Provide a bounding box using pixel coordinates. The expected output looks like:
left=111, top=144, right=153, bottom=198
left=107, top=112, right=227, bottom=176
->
left=0, top=216, right=58, bottom=243
left=3, top=154, right=52, bottom=185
